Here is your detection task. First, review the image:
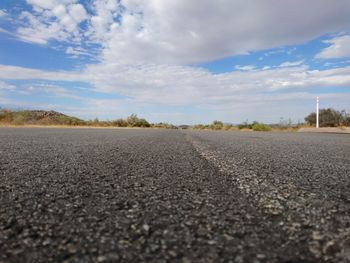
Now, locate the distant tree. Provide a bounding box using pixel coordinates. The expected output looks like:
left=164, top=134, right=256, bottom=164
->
left=126, top=114, right=139, bottom=127
left=305, top=108, right=344, bottom=127
left=304, top=112, right=316, bottom=126
left=340, top=110, right=350, bottom=126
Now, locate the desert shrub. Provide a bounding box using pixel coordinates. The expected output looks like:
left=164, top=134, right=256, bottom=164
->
left=126, top=114, right=139, bottom=127
left=126, top=114, right=150, bottom=127
left=237, top=123, right=247, bottom=129
left=0, top=109, right=12, bottom=123
left=6, top=111, right=36, bottom=124
left=252, top=123, right=271, bottom=131
left=223, top=124, right=233, bottom=130
left=238, top=121, right=258, bottom=129
left=276, top=117, right=293, bottom=129
left=0, top=108, right=5, bottom=119
left=152, top=123, right=176, bottom=129
left=193, top=124, right=210, bottom=130
left=12, top=114, right=25, bottom=125
left=137, top=118, right=151, bottom=127
left=211, top=120, right=224, bottom=130
left=112, top=119, right=128, bottom=127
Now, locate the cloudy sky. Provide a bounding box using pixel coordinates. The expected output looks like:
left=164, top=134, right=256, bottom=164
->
left=0, top=0, right=350, bottom=124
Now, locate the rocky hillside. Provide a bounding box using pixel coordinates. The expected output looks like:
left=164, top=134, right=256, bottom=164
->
left=0, top=110, right=85, bottom=126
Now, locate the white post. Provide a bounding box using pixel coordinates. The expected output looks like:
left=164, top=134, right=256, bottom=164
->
left=316, top=96, right=319, bottom=128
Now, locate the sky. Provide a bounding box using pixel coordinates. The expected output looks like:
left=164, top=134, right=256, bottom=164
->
left=0, top=0, right=350, bottom=124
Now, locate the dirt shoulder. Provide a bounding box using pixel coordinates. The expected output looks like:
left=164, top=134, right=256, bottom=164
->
left=298, top=127, right=350, bottom=134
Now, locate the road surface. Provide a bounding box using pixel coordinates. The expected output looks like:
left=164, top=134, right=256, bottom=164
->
left=0, top=128, right=349, bottom=263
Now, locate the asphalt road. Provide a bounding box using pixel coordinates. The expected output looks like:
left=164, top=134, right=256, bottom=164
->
left=0, top=128, right=349, bottom=263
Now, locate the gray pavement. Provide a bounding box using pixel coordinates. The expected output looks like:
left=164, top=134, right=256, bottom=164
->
left=0, top=128, right=349, bottom=263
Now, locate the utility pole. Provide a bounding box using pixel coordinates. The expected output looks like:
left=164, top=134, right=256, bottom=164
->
left=316, top=96, right=319, bottom=128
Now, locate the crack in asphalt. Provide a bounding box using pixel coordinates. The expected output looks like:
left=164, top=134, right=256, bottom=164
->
left=184, top=130, right=350, bottom=263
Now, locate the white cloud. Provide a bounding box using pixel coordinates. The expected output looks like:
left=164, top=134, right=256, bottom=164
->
left=98, top=0, right=350, bottom=65
left=65, top=46, right=95, bottom=58
left=3, top=1, right=350, bottom=122
left=87, top=0, right=121, bottom=42
left=0, top=80, right=16, bottom=90
left=17, top=11, right=70, bottom=44
left=68, top=4, right=87, bottom=23
left=0, top=10, right=6, bottom=17
left=0, top=65, right=82, bottom=81
left=14, top=0, right=350, bottom=64
left=52, top=5, right=66, bottom=18
left=1, top=63, right=350, bottom=123
left=16, top=0, right=87, bottom=45
left=0, top=29, right=17, bottom=41
left=316, top=35, right=350, bottom=59
left=279, top=60, right=304, bottom=68
left=26, top=0, right=59, bottom=10
left=235, top=65, right=256, bottom=71
left=1, top=63, right=350, bottom=107
left=26, top=0, right=78, bottom=11
left=24, top=83, right=81, bottom=99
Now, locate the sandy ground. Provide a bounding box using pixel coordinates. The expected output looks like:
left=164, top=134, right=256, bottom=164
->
left=298, top=127, right=350, bottom=134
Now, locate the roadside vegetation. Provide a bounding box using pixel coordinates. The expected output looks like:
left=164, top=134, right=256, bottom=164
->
left=1, top=107, right=349, bottom=131
left=237, top=121, right=270, bottom=131
left=0, top=109, right=157, bottom=128
left=192, top=108, right=350, bottom=132
left=305, top=108, right=350, bottom=127
left=151, top=122, right=177, bottom=129
left=193, top=120, right=236, bottom=131
left=193, top=120, right=272, bottom=132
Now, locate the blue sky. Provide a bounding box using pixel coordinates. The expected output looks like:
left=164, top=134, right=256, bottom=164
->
left=0, top=0, right=350, bottom=124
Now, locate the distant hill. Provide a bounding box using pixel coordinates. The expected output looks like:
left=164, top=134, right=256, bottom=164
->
left=0, top=109, right=160, bottom=128
left=177, top=125, right=191, bottom=129
left=0, top=109, right=85, bottom=126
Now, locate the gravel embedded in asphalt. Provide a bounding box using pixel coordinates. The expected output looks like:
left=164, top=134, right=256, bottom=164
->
left=0, top=128, right=349, bottom=263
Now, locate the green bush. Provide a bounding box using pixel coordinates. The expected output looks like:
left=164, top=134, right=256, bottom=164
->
left=252, top=123, right=271, bottom=131
left=137, top=118, right=151, bottom=127
left=211, top=120, right=224, bottom=130
left=237, top=121, right=271, bottom=131
left=238, top=121, right=258, bottom=129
